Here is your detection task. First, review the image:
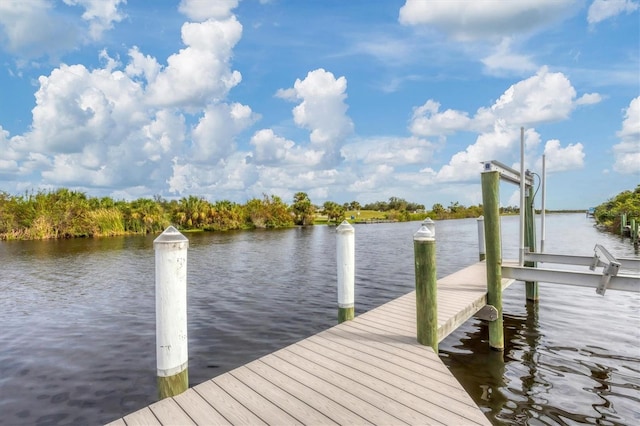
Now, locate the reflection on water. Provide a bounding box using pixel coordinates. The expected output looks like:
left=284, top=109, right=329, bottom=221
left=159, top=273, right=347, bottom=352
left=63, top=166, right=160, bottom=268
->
left=440, top=215, right=640, bottom=425
left=0, top=214, right=638, bottom=425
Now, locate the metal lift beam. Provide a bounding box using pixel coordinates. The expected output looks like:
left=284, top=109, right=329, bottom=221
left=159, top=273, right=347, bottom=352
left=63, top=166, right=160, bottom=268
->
left=482, top=160, right=534, bottom=187
left=504, top=245, right=639, bottom=295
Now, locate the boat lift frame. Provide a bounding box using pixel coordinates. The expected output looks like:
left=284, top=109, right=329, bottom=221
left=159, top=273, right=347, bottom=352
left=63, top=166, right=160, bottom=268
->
left=481, top=157, right=533, bottom=267
left=482, top=128, right=639, bottom=296
left=502, top=245, right=640, bottom=295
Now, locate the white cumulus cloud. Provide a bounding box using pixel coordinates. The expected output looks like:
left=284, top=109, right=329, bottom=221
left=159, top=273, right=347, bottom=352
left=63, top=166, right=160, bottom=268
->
left=588, top=0, right=639, bottom=24
left=399, top=0, right=576, bottom=40
left=414, top=67, right=589, bottom=184
left=179, top=0, right=239, bottom=21
left=481, top=37, right=537, bottom=76
left=409, top=67, right=582, bottom=146
left=613, top=96, right=640, bottom=174
left=250, top=129, right=323, bottom=167
left=576, top=92, right=603, bottom=105
left=540, top=139, right=585, bottom=172
left=277, top=68, right=354, bottom=167
left=0, top=0, right=77, bottom=59
left=491, top=67, right=577, bottom=125
left=62, top=0, right=127, bottom=41
left=436, top=124, right=540, bottom=183
left=190, top=102, right=258, bottom=163
left=0, top=0, right=127, bottom=61
left=410, top=100, right=472, bottom=137
left=146, top=17, right=243, bottom=109
left=341, top=136, right=435, bottom=166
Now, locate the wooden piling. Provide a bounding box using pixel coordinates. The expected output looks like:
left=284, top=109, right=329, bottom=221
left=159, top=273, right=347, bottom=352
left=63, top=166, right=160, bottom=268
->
left=413, top=222, right=438, bottom=352
left=336, top=220, right=355, bottom=323
left=525, top=184, right=538, bottom=301
left=154, top=226, right=189, bottom=399
left=481, top=170, right=504, bottom=351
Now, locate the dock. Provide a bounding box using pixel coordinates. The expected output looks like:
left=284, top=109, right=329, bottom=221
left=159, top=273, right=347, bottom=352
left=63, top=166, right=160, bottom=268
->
left=108, top=261, right=514, bottom=425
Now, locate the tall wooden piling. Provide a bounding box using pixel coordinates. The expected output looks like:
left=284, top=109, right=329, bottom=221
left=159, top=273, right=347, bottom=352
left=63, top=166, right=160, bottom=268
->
left=414, top=220, right=438, bottom=352
left=336, top=220, right=355, bottom=323
left=481, top=170, right=504, bottom=351
left=154, top=226, right=189, bottom=399
left=524, top=184, right=538, bottom=301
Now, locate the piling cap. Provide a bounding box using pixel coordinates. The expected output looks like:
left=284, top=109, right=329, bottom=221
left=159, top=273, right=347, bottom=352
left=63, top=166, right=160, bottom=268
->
left=336, top=220, right=355, bottom=234
left=413, top=225, right=435, bottom=241
left=420, top=218, right=436, bottom=238
left=154, top=226, right=189, bottom=248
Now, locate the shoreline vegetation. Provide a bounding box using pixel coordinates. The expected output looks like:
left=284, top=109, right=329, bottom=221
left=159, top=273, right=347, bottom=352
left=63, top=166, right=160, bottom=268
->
left=0, top=188, right=599, bottom=241
left=592, top=184, right=640, bottom=234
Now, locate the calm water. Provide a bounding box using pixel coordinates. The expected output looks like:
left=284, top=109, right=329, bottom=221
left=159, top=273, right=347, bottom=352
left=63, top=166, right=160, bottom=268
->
left=0, top=214, right=638, bottom=425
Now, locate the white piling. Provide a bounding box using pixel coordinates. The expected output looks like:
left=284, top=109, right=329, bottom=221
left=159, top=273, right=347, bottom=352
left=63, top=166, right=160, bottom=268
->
left=336, top=220, right=355, bottom=323
left=154, top=226, right=189, bottom=399
left=477, top=216, right=486, bottom=261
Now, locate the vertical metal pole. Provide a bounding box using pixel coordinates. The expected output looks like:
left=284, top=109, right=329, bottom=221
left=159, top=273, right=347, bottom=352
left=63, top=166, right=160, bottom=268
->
left=336, top=220, right=355, bottom=323
left=481, top=170, right=504, bottom=351
left=525, top=184, right=538, bottom=302
left=477, top=216, right=486, bottom=261
left=519, top=127, right=526, bottom=266
left=540, top=154, right=546, bottom=253
left=414, top=222, right=437, bottom=352
left=154, top=226, right=189, bottom=399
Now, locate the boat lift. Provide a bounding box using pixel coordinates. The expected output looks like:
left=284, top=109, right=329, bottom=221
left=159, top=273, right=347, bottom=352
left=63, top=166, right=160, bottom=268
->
left=503, top=246, right=640, bottom=295
left=482, top=129, right=640, bottom=296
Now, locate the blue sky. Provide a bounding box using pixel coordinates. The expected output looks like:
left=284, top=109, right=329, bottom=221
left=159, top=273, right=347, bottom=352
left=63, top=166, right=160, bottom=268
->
left=0, top=0, right=638, bottom=210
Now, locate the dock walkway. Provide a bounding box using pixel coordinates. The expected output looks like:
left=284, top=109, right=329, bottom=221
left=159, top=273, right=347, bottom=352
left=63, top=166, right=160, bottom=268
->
left=108, top=261, right=514, bottom=425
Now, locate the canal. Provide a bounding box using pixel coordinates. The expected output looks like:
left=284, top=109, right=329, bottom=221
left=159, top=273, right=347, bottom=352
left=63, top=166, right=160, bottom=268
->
left=0, top=213, right=638, bottom=425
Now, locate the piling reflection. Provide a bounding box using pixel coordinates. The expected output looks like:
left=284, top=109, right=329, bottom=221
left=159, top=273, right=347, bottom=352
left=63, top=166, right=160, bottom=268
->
left=441, top=292, right=640, bottom=425
left=441, top=306, right=552, bottom=424
left=439, top=319, right=509, bottom=418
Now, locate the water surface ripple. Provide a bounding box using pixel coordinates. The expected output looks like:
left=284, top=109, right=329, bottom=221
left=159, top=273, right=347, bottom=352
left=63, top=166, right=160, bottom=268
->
left=0, top=214, right=638, bottom=425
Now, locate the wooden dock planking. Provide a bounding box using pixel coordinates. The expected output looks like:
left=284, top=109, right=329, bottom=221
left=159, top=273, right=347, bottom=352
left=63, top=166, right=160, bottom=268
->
left=108, top=261, right=508, bottom=425
left=229, top=366, right=337, bottom=425
left=212, top=372, right=300, bottom=425
left=260, top=352, right=403, bottom=425
left=310, top=329, right=476, bottom=406
left=173, top=388, right=231, bottom=425
left=290, top=338, right=484, bottom=425
left=273, top=348, right=432, bottom=425
left=192, top=380, right=268, bottom=425
left=245, top=360, right=367, bottom=424
left=121, top=407, right=161, bottom=426
left=149, top=397, right=196, bottom=426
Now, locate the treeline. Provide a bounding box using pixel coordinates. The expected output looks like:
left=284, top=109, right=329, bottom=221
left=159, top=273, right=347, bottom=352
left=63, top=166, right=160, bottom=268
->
left=361, top=197, right=425, bottom=213
left=428, top=202, right=483, bottom=220
left=0, top=189, right=293, bottom=240
left=0, top=187, right=526, bottom=241
left=593, top=185, right=640, bottom=234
